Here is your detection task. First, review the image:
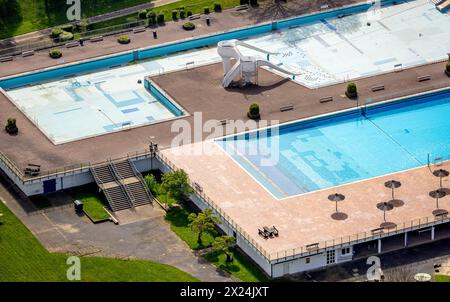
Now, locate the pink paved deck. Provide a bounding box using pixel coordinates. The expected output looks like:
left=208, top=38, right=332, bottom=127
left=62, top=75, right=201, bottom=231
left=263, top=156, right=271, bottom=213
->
left=163, top=141, right=450, bottom=258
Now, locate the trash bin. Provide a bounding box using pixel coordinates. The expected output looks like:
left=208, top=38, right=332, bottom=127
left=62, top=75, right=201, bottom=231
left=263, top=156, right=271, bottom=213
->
left=153, top=30, right=157, bottom=39
left=74, top=200, right=83, bottom=213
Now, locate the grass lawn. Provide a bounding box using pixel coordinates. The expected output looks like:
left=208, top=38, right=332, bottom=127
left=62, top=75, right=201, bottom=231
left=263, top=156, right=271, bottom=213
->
left=69, top=185, right=110, bottom=222
left=435, top=275, right=450, bottom=282
left=0, top=0, right=151, bottom=38
left=204, top=250, right=269, bottom=282
left=165, top=207, right=216, bottom=250
left=0, top=201, right=198, bottom=281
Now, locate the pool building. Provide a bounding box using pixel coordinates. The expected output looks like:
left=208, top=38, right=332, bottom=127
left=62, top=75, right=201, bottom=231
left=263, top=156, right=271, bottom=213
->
left=1, top=0, right=450, bottom=277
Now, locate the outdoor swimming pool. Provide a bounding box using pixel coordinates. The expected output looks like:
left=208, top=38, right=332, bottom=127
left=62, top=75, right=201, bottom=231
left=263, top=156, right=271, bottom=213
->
left=217, top=89, right=450, bottom=199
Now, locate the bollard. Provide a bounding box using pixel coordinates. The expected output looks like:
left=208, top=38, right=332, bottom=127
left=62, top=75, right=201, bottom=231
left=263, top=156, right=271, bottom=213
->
left=153, top=30, right=157, bottom=39
left=206, top=18, right=210, bottom=26
left=79, top=39, right=84, bottom=46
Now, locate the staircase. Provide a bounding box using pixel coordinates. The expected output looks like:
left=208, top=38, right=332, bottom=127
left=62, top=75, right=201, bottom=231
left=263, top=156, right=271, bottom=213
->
left=90, top=159, right=153, bottom=212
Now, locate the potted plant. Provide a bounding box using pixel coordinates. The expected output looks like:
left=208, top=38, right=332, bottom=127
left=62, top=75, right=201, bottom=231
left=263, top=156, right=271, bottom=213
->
left=214, top=3, right=222, bottom=12
left=117, top=35, right=130, bottom=44
left=247, top=103, right=260, bottom=120
left=146, top=10, right=157, bottom=26
left=49, top=49, right=62, bottom=59
left=345, top=82, right=358, bottom=99
left=445, top=62, right=450, bottom=77
left=204, top=7, right=210, bottom=14
left=182, top=22, right=195, bottom=31
left=5, top=118, right=18, bottom=135
left=180, top=9, right=186, bottom=19
left=157, top=13, right=165, bottom=25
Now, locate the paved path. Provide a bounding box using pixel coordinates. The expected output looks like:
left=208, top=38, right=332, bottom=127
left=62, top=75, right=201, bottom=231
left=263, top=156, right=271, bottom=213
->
left=0, top=175, right=237, bottom=282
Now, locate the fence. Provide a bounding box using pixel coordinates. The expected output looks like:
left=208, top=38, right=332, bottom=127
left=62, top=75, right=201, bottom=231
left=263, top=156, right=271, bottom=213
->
left=0, top=20, right=146, bottom=57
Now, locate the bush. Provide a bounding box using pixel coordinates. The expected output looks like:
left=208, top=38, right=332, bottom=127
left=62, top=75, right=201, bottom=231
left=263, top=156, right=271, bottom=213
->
left=346, top=82, right=358, bottom=99
left=157, top=13, right=165, bottom=24
left=144, top=174, right=160, bottom=195
left=214, top=3, right=222, bottom=12
left=187, top=10, right=193, bottom=17
left=60, top=24, right=74, bottom=32
left=138, top=9, right=148, bottom=19
left=248, top=103, right=260, bottom=120
left=146, top=10, right=157, bottom=25
left=446, top=62, right=450, bottom=76
left=172, top=10, right=178, bottom=20
left=5, top=118, right=18, bottom=135
left=59, top=31, right=74, bottom=42
left=180, top=9, right=186, bottom=19
left=117, top=35, right=130, bottom=44
left=249, top=0, right=258, bottom=6
left=51, top=27, right=63, bottom=38
left=204, top=7, right=210, bottom=14
left=182, top=22, right=195, bottom=31
left=49, top=49, right=62, bottom=59
left=240, top=0, right=249, bottom=4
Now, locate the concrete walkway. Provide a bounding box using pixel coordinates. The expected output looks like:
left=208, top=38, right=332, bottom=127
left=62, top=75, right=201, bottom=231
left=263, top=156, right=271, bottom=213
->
left=0, top=174, right=237, bottom=282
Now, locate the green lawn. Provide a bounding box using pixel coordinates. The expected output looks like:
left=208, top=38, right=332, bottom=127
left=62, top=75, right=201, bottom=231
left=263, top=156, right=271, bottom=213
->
left=0, top=0, right=151, bottom=39
left=165, top=207, right=216, bottom=250
left=70, top=185, right=110, bottom=222
left=435, top=275, right=450, bottom=282
left=204, top=250, right=269, bottom=282
left=0, top=201, right=198, bottom=281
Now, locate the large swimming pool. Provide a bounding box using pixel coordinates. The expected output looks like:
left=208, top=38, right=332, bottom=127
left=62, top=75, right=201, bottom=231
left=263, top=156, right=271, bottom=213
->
left=217, top=89, right=450, bottom=199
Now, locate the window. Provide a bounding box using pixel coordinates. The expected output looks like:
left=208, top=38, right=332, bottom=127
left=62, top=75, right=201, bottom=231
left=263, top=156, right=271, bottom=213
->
left=326, top=250, right=336, bottom=264
left=305, top=257, right=310, bottom=264
left=341, top=247, right=351, bottom=255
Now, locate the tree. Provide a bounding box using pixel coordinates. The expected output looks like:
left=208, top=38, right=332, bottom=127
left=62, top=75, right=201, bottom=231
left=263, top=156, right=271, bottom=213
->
left=144, top=174, right=160, bottom=195
left=212, top=235, right=236, bottom=262
left=188, top=208, right=220, bottom=246
left=161, top=170, right=193, bottom=201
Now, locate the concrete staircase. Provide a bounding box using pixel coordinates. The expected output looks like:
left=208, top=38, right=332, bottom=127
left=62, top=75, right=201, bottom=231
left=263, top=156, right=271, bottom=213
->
left=90, top=160, right=153, bottom=212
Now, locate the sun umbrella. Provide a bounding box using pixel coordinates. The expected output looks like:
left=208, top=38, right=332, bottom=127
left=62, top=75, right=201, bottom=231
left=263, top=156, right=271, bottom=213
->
left=377, top=201, right=394, bottom=222
left=433, top=169, right=449, bottom=188
left=384, top=180, right=401, bottom=200
left=328, top=193, right=345, bottom=213
left=429, top=189, right=446, bottom=209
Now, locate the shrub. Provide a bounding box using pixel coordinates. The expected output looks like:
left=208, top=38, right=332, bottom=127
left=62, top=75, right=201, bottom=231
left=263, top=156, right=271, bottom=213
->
left=146, top=10, right=157, bottom=25
left=138, top=9, right=148, bottom=19
left=144, top=174, right=160, bottom=195
left=248, top=103, right=260, bottom=120
left=180, top=9, right=186, bottom=19
left=5, top=118, right=18, bottom=135
left=59, top=31, right=74, bottom=41
left=51, top=27, right=63, bottom=38
left=157, top=13, right=165, bottom=24
left=214, top=3, right=222, bottom=12
left=182, top=22, right=195, bottom=31
left=161, top=170, right=193, bottom=201
left=60, top=24, right=74, bottom=32
left=49, top=49, right=62, bottom=59
left=249, top=0, right=258, bottom=6
left=187, top=10, right=193, bottom=17
left=346, top=82, right=358, bottom=98
left=117, top=35, right=130, bottom=44
left=240, top=0, right=249, bottom=5
left=172, top=10, right=178, bottom=20
left=446, top=62, right=450, bottom=76
left=204, top=7, right=210, bottom=14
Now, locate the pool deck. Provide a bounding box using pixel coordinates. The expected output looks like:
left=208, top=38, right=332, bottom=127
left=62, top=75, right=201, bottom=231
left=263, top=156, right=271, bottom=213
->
left=163, top=140, right=450, bottom=257
left=0, top=58, right=450, bottom=173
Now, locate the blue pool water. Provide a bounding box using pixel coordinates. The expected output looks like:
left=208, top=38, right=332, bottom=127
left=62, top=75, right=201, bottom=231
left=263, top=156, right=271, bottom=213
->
left=217, top=89, right=450, bottom=199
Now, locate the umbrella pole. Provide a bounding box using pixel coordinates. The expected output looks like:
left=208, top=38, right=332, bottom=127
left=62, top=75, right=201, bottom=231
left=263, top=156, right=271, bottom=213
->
left=440, top=177, right=443, bottom=189
left=436, top=197, right=439, bottom=209
left=392, top=187, right=394, bottom=200
left=336, top=201, right=338, bottom=213
left=383, top=209, right=386, bottom=222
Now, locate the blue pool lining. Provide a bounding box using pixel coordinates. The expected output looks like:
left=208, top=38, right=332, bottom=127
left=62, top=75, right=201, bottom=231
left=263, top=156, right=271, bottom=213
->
left=214, top=87, right=450, bottom=201
left=0, top=0, right=407, bottom=90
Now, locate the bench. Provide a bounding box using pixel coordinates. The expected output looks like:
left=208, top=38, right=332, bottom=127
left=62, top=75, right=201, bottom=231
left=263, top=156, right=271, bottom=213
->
left=319, top=96, right=333, bottom=103
left=371, top=227, right=384, bottom=235
left=258, top=228, right=270, bottom=239
left=417, top=75, right=431, bottom=82
left=235, top=4, right=249, bottom=11
left=89, top=36, right=103, bottom=42
left=306, top=243, right=319, bottom=251
left=280, top=104, right=294, bottom=112
left=27, top=164, right=41, bottom=168
left=193, top=182, right=203, bottom=192
left=371, top=84, right=385, bottom=92
left=22, top=50, right=35, bottom=57
left=133, top=27, right=146, bottom=34
left=65, top=41, right=79, bottom=48
left=189, top=14, right=201, bottom=20
left=0, top=56, right=13, bottom=62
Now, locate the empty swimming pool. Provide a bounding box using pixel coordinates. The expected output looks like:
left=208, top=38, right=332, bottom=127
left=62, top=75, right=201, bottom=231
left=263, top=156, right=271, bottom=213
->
left=217, top=89, right=450, bottom=199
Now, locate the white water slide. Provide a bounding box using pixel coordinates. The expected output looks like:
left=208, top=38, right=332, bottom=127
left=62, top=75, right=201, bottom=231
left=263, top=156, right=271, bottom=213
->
left=217, top=39, right=299, bottom=88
